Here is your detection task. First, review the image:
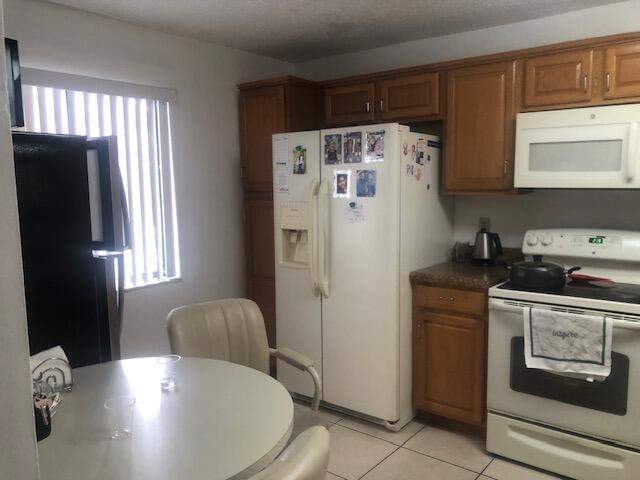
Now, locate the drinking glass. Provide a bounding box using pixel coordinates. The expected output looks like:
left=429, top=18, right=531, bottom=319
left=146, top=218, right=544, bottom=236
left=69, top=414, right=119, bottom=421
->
left=104, top=396, right=135, bottom=439
left=156, top=354, right=181, bottom=391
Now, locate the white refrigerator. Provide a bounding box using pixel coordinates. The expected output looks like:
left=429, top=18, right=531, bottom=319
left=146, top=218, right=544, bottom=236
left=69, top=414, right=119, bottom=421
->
left=272, top=123, right=453, bottom=430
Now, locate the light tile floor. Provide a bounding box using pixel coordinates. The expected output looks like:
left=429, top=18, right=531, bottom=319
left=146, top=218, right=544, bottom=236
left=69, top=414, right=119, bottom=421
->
left=307, top=405, right=571, bottom=480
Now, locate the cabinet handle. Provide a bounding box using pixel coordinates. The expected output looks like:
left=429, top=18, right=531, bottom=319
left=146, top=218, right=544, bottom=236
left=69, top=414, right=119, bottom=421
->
left=449, top=297, right=455, bottom=302
left=606, top=72, right=611, bottom=92
left=366, top=100, right=371, bottom=112
left=503, top=160, right=508, bottom=176
left=583, top=75, right=588, bottom=93
left=379, top=99, right=384, bottom=112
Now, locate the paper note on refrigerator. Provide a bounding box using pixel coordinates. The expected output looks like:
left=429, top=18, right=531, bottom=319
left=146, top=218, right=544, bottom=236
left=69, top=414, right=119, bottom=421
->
left=273, top=136, right=289, bottom=194
left=345, top=202, right=364, bottom=223
left=275, top=171, right=289, bottom=194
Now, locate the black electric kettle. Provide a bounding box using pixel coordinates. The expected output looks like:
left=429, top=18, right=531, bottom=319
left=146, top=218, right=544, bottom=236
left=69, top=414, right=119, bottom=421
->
left=472, top=228, right=503, bottom=264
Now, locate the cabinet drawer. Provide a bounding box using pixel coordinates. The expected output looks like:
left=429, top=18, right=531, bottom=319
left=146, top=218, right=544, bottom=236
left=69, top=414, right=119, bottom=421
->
left=414, top=285, right=486, bottom=316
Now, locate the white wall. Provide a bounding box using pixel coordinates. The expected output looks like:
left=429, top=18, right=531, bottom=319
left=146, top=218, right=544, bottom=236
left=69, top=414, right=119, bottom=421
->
left=454, top=190, right=640, bottom=247
left=295, top=0, right=640, bottom=248
left=295, top=0, right=640, bottom=80
left=0, top=0, right=40, bottom=476
left=3, top=0, right=294, bottom=357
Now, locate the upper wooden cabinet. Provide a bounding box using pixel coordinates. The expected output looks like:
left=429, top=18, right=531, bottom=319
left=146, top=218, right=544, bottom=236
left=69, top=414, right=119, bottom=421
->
left=324, top=82, right=375, bottom=126
left=239, top=77, right=322, bottom=192
left=378, top=72, right=440, bottom=121
left=445, top=61, right=516, bottom=192
left=604, top=42, right=640, bottom=100
left=239, top=86, right=286, bottom=191
left=523, top=50, right=594, bottom=107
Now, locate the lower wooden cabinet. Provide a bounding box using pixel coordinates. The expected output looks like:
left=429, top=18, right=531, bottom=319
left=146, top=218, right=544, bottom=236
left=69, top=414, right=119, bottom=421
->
left=244, top=198, right=276, bottom=347
left=413, top=287, right=487, bottom=426
left=248, top=276, right=276, bottom=347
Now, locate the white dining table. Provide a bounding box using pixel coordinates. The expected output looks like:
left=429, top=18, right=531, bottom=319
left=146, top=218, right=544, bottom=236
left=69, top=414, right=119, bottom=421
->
left=37, top=357, right=294, bottom=480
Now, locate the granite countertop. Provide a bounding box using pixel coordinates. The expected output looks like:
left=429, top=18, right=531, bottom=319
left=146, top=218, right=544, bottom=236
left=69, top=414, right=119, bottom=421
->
left=410, top=249, right=523, bottom=290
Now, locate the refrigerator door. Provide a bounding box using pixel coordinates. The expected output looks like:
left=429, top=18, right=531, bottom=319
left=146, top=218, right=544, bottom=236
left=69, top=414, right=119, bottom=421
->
left=273, top=131, right=323, bottom=398
left=320, top=124, right=402, bottom=421
left=13, top=132, right=109, bottom=367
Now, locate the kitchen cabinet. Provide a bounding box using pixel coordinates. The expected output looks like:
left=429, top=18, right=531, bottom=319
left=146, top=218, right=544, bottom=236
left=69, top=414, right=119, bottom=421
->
left=378, top=72, right=441, bottom=121
left=324, top=82, right=375, bottom=126
left=239, top=85, right=286, bottom=192
left=238, top=77, right=321, bottom=352
left=444, top=61, right=517, bottom=192
left=523, top=50, right=594, bottom=107
left=604, top=42, right=640, bottom=100
left=412, top=283, right=488, bottom=426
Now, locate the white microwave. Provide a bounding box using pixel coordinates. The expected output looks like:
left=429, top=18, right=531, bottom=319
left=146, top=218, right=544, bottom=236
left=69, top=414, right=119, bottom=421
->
left=514, top=104, right=640, bottom=188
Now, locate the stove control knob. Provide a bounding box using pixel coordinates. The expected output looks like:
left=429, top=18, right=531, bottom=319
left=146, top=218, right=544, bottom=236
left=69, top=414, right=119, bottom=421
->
left=541, top=234, right=554, bottom=246
left=526, top=234, right=539, bottom=246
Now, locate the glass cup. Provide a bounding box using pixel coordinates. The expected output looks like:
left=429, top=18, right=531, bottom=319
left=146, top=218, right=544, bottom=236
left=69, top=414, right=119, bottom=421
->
left=156, top=354, right=181, bottom=391
left=104, top=396, right=135, bottom=439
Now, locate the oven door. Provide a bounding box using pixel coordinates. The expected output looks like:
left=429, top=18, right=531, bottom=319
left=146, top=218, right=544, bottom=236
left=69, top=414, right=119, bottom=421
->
left=488, top=298, right=640, bottom=448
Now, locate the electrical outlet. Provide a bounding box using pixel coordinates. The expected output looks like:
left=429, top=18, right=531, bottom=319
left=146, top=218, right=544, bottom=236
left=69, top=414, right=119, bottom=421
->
left=479, top=217, right=491, bottom=231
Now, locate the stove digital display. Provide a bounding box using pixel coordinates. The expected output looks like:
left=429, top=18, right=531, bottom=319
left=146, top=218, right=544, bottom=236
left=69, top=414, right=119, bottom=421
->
left=589, top=236, right=605, bottom=244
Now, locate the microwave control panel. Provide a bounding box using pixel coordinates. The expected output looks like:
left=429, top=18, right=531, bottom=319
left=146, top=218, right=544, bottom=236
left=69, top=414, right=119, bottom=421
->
left=523, top=228, right=640, bottom=261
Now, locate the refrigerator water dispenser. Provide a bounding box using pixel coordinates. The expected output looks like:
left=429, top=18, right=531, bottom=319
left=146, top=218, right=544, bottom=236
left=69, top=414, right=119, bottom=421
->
left=279, top=201, right=311, bottom=268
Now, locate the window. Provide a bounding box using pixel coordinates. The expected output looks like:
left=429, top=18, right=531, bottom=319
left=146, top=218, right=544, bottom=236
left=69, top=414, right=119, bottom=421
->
left=21, top=72, right=180, bottom=289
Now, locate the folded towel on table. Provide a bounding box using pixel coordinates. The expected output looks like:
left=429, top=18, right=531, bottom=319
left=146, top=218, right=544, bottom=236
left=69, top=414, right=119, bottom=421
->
left=524, top=307, right=613, bottom=380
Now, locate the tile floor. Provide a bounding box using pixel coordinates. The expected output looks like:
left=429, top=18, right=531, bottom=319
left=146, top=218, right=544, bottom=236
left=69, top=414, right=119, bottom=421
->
left=306, top=405, right=570, bottom=480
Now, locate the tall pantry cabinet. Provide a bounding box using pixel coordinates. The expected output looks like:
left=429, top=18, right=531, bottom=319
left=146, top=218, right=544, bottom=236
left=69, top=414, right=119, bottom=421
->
left=238, top=76, right=322, bottom=356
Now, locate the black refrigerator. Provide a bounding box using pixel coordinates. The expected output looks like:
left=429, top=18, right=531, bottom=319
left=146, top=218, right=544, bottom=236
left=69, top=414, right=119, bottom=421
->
left=13, top=132, right=130, bottom=368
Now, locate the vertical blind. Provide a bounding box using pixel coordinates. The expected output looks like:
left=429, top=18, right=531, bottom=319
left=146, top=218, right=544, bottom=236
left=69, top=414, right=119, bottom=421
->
left=22, top=84, right=180, bottom=289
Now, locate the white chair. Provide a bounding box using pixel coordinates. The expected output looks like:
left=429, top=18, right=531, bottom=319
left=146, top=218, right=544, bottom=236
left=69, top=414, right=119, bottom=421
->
left=166, top=298, right=321, bottom=411
left=249, top=426, right=330, bottom=480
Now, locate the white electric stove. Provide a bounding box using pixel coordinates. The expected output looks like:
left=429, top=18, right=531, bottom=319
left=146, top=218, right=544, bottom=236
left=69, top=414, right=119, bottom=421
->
left=487, top=229, right=640, bottom=480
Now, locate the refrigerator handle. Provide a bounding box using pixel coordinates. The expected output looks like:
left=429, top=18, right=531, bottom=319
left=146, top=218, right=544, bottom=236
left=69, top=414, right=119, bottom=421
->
left=317, top=178, right=330, bottom=298
left=307, top=178, right=320, bottom=296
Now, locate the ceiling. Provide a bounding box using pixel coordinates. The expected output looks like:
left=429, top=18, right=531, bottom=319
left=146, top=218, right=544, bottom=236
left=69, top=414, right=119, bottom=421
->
left=45, top=0, right=621, bottom=62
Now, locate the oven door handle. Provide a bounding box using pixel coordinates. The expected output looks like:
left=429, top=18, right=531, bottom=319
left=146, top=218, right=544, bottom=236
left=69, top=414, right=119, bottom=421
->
left=489, top=298, right=640, bottom=331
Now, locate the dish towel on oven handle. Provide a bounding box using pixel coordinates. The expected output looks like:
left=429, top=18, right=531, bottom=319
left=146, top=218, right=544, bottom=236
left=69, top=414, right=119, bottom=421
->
left=523, top=307, right=613, bottom=380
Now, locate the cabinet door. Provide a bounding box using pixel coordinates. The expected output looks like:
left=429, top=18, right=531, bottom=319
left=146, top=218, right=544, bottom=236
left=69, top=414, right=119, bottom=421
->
left=244, top=198, right=275, bottom=280
left=378, top=72, right=440, bottom=121
left=248, top=277, right=276, bottom=348
left=604, top=42, right=640, bottom=100
left=244, top=198, right=276, bottom=347
left=445, top=61, right=516, bottom=192
left=523, top=50, right=594, bottom=107
left=324, top=83, right=375, bottom=126
left=413, top=311, right=486, bottom=425
left=240, top=86, right=286, bottom=191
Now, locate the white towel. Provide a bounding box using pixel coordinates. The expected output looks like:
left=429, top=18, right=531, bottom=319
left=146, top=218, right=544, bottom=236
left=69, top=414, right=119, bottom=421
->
left=524, top=307, right=613, bottom=379
left=30, top=346, right=73, bottom=391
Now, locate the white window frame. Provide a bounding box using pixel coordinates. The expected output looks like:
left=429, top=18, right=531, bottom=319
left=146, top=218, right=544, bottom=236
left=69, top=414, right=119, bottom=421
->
left=19, top=68, right=180, bottom=290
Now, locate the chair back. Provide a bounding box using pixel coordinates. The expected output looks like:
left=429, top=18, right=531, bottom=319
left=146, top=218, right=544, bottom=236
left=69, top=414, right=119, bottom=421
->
left=166, top=298, right=269, bottom=374
left=250, top=426, right=330, bottom=480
